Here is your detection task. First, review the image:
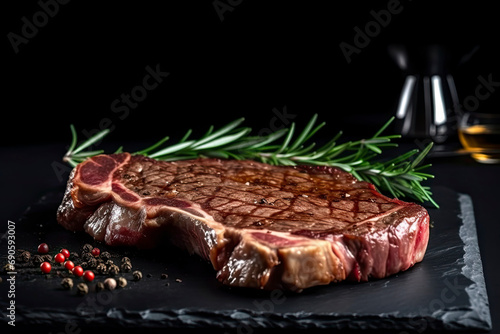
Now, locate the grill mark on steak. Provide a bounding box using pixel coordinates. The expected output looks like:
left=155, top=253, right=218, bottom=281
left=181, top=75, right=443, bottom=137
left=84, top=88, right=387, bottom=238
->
left=57, top=153, right=430, bottom=291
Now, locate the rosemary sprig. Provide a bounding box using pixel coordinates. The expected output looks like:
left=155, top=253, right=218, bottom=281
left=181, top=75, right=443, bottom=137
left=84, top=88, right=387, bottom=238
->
left=63, top=115, right=438, bottom=208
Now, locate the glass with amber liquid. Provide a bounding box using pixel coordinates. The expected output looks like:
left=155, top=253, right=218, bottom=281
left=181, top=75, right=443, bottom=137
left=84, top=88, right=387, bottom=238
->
left=458, top=112, right=500, bottom=164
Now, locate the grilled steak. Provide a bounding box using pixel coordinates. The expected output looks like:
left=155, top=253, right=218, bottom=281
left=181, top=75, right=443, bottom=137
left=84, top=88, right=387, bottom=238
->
left=57, top=153, right=430, bottom=291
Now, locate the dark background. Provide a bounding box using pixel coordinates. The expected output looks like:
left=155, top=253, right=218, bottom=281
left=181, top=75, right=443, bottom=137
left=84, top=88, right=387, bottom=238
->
left=3, top=1, right=500, bottom=146
left=2, top=1, right=500, bottom=333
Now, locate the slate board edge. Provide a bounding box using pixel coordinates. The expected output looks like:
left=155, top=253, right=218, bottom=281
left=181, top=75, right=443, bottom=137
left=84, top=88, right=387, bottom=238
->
left=453, top=193, right=492, bottom=331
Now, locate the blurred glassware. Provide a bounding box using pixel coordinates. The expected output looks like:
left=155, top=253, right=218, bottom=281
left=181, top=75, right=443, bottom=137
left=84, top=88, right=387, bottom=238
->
left=458, top=112, right=500, bottom=164
left=388, top=44, right=479, bottom=144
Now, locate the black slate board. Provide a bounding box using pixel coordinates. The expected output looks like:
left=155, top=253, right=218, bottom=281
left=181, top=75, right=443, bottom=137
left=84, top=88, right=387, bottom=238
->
left=0, top=186, right=492, bottom=332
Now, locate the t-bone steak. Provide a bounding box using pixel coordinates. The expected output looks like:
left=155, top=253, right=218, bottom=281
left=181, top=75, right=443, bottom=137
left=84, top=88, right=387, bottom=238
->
left=57, top=153, right=430, bottom=291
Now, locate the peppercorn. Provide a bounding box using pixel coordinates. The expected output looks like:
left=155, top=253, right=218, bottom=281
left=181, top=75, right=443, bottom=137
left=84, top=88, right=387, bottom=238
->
left=104, top=278, right=117, bottom=290
left=87, top=257, right=98, bottom=268
left=96, top=263, right=107, bottom=274
left=20, top=251, right=31, bottom=263
left=91, top=248, right=100, bottom=257
left=105, top=260, right=114, bottom=266
left=100, top=251, right=111, bottom=262
left=72, top=266, right=84, bottom=277
left=76, top=283, right=88, bottom=296
left=32, top=254, right=43, bottom=265
left=54, top=253, right=66, bottom=264
left=117, top=277, right=127, bottom=288
left=121, top=257, right=131, bottom=264
left=82, top=244, right=93, bottom=253
left=81, top=252, right=93, bottom=262
left=161, top=273, right=168, bottom=279
left=121, top=262, right=132, bottom=273
left=3, top=263, right=15, bottom=272
left=132, top=270, right=142, bottom=281
left=61, top=278, right=74, bottom=290
left=95, top=281, right=105, bottom=292
left=60, top=249, right=70, bottom=259
left=37, top=243, right=49, bottom=254
left=40, top=262, right=51, bottom=274
left=83, top=270, right=95, bottom=282
left=64, top=261, right=75, bottom=271
left=42, top=254, right=52, bottom=262
left=108, top=264, right=120, bottom=276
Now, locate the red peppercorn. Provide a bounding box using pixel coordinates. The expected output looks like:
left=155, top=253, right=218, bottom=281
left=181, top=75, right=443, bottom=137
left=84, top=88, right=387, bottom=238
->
left=64, top=260, right=75, bottom=271
left=83, top=270, right=95, bottom=282
left=60, top=249, right=70, bottom=259
left=54, top=253, right=66, bottom=264
left=40, top=262, right=51, bottom=274
left=91, top=248, right=100, bottom=257
left=72, top=265, right=84, bottom=277
left=38, top=243, right=49, bottom=254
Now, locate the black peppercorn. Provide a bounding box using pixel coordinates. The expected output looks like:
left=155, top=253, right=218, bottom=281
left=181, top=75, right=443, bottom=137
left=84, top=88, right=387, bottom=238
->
left=121, top=257, right=131, bottom=264
left=121, top=262, right=132, bottom=272
left=132, top=270, right=142, bottom=281
left=76, top=283, right=88, bottom=296
left=42, top=254, right=52, bottom=262
left=82, top=244, right=93, bottom=253
left=108, top=264, right=120, bottom=276
left=20, top=251, right=31, bottom=263
left=95, top=281, right=105, bottom=292
left=117, top=277, right=127, bottom=288
left=61, top=278, right=74, bottom=290
left=82, top=252, right=93, bottom=262
left=96, top=263, right=107, bottom=274
left=87, top=257, right=98, bottom=268
left=32, top=254, right=43, bottom=265
left=3, top=263, right=15, bottom=272
left=100, top=251, right=111, bottom=262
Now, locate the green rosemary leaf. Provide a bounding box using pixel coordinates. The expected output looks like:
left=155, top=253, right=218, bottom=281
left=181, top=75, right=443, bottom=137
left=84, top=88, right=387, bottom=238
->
left=135, top=136, right=169, bottom=155
left=413, top=180, right=440, bottom=208
left=381, top=176, right=399, bottom=199
left=179, top=129, right=192, bottom=143
left=72, top=129, right=111, bottom=155
left=68, top=124, right=78, bottom=153
left=304, top=121, right=326, bottom=144
left=289, top=113, right=318, bottom=151
left=70, top=150, right=105, bottom=159
left=276, top=123, right=295, bottom=154
left=193, top=118, right=245, bottom=148
left=247, top=129, right=289, bottom=149
left=194, top=127, right=251, bottom=150
left=149, top=140, right=195, bottom=158
left=366, top=143, right=382, bottom=154
left=373, top=116, right=396, bottom=138
left=411, top=142, right=434, bottom=169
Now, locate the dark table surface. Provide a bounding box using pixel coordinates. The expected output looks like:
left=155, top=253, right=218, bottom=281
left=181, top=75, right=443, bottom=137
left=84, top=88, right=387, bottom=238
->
left=0, top=142, right=498, bottom=334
